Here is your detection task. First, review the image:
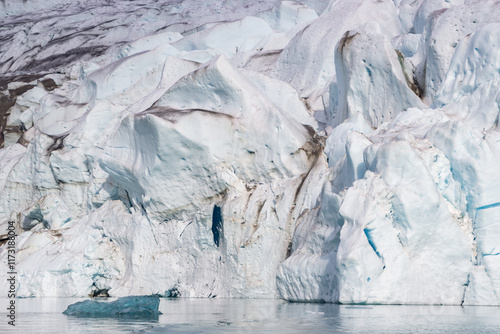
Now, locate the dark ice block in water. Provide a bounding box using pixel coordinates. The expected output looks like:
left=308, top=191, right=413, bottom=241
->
left=63, top=295, right=161, bottom=317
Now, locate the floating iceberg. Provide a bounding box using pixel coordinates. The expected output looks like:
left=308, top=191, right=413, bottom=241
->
left=63, top=295, right=161, bottom=317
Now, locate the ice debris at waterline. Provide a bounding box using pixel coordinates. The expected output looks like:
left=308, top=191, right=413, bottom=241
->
left=62, top=295, right=161, bottom=317
left=1, top=0, right=500, bottom=306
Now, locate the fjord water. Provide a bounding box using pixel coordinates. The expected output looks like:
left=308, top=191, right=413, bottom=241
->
left=1, top=298, right=499, bottom=333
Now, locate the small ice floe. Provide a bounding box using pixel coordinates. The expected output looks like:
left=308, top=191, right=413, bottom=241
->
left=345, top=306, right=374, bottom=309
left=63, top=295, right=162, bottom=317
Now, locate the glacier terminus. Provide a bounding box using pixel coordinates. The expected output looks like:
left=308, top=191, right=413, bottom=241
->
left=1, top=0, right=500, bottom=306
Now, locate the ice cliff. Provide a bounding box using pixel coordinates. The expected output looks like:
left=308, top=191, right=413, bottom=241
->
left=1, top=0, right=499, bottom=305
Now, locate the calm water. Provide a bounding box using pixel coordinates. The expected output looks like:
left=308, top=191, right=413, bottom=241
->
left=1, top=298, right=499, bottom=333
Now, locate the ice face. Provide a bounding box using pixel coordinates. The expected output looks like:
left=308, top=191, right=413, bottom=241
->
left=1, top=0, right=499, bottom=305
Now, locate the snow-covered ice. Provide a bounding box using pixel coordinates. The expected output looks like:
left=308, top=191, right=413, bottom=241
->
left=1, top=0, right=500, bottom=305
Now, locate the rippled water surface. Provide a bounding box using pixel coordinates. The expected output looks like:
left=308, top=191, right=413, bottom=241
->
left=1, top=298, right=499, bottom=333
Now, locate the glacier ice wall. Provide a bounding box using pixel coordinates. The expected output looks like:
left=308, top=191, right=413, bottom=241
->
left=1, top=0, right=499, bottom=305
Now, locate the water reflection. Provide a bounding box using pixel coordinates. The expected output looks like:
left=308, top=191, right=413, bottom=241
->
left=1, top=298, right=499, bottom=333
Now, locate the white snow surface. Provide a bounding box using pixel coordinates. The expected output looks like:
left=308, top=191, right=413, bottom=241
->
left=0, top=0, right=499, bottom=305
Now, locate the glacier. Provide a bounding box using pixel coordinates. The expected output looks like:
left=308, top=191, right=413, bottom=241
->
left=0, top=0, right=499, bottom=306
